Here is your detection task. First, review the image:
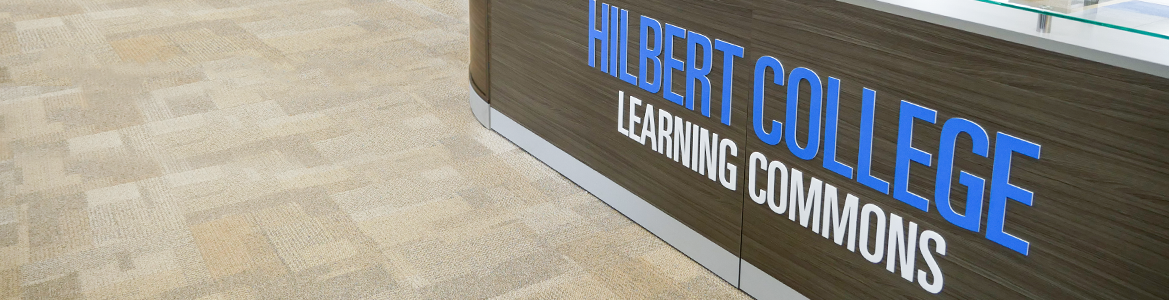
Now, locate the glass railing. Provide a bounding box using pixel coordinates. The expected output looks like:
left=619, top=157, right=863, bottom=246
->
left=976, top=0, right=1169, bottom=39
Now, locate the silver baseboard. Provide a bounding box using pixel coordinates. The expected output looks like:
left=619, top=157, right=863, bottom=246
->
left=469, top=83, right=490, bottom=128
left=740, top=259, right=810, bottom=300
left=489, top=108, right=741, bottom=286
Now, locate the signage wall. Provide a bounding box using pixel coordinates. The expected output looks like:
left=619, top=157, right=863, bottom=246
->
left=485, top=0, right=1169, bottom=298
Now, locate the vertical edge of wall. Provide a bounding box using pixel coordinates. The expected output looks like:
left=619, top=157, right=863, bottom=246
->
left=477, top=0, right=743, bottom=290
left=469, top=82, right=490, bottom=128
left=489, top=108, right=743, bottom=287
left=469, top=0, right=490, bottom=100
left=469, top=0, right=490, bottom=128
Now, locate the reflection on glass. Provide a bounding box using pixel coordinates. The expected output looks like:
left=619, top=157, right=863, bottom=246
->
left=977, top=0, right=1169, bottom=38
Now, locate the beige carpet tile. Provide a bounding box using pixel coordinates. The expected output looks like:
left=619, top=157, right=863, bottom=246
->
left=0, top=0, right=750, bottom=299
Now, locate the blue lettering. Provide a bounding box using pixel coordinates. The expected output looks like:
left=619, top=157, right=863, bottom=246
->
left=935, top=118, right=989, bottom=232
left=857, top=88, right=890, bottom=194
left=752, top=56, right=784, bottom=145
left=823, top=77, right=854, bottom=179
left=686, top=31, right=713, bottom=115
left=713, top=40, right=743, bottom=126
left=785, top=67, right=823, bottom=161
left=618, top=9, right=637, bottom=85
left=987, top=132, right=1041, bottom=256
left=608, top=5, right=619, bottom=76
left=587, top=1, right=608, bottom=70
left=639, top=16, right=662, bottom=93
left=662, top=23, right=686, bottom=105
left=893, top=100, right=937, bottom=212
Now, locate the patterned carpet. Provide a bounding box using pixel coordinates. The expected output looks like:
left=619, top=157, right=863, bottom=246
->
left=0, top=0, right=749, bottom=299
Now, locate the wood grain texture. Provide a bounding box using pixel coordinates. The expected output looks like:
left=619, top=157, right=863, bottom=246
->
left=470, top=0, right=490, bottom=100
left=741, top=1, right=1168, bottom=299
left=488, top=0, right=752, bottom=255
left=486, top=0, right=1169, bottom=298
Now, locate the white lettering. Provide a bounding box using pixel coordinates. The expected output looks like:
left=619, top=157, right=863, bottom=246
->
left=658, top=109, right=673, bottom=157
left=821, top=185, right=860, bottom=252
left=640, top=104, right=657, bottom=150
left=697, top=129, right=718, bottom=181
left=789, top=170, right=823, bottom=232
left=860, top=203, right=886, bottom=263
left=627, top=96, right=643, bottom=142
left=617, top=91, right=628, bottom=136
left=766, top=160, right=789, bottom=215
left=918, top=230, right=947, bottom=294
left=719, top=139, right=738, bottom=190
left=748, top=152, right=767, bottom=204
left=886, top=213, right=919, bottom=282
left=673, top=116, right=691, bottom=166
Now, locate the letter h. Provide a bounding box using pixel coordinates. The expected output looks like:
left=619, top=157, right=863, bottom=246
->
left=588, top=0, right=609, bottom=71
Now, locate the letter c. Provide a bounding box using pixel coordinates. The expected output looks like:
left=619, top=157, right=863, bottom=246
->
left=753, top=56, right=784, bottom=145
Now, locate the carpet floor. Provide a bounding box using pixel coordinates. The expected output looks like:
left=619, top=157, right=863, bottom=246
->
left=0, top=0, right=749, bottom=299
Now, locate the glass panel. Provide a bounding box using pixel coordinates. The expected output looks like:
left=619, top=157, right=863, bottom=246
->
left=975, top=0, right=1169, bottom=39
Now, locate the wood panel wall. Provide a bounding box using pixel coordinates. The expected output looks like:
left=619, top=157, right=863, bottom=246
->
left=488, top=0, right=749, bottom=256
left=742, top=1, right=1169, bottom=299
left=486, top=0, right=1169, bottom=298
left=470, top=0, right=490, bottom=100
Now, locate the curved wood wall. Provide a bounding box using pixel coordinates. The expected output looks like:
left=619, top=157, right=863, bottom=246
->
left=481, top=0, right=1169, bottom=299
left=470, top=0, right=490, bottom=101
